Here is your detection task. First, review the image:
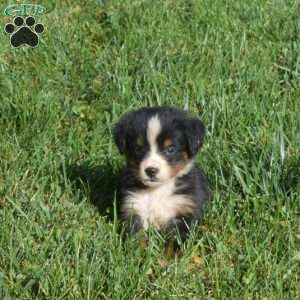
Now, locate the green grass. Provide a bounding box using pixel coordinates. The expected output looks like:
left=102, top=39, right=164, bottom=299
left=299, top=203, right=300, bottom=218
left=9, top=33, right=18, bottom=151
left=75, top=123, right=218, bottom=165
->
left=1, top=0, right=300, bottom=299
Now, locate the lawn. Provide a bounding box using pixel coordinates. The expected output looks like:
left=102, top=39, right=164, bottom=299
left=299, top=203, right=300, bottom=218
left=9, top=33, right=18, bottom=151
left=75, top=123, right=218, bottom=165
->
left=0, top=0, right=300, bottom=299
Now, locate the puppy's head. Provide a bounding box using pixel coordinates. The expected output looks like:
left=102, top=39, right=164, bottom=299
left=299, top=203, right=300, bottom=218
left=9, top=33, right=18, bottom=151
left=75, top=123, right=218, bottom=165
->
left=113, top=107, right=206, bottom=187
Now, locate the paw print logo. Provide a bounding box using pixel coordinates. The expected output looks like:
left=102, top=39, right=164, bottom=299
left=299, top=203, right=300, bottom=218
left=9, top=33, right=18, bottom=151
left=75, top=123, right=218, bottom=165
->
left=4, top=16, right=44, bottom=48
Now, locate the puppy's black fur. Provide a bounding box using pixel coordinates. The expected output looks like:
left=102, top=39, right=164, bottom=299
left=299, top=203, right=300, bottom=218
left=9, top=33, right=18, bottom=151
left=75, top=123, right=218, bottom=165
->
left=113, top=106, right=210, bottom=244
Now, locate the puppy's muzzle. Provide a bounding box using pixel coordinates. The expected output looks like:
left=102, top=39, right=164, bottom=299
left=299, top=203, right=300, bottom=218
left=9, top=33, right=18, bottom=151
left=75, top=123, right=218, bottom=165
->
left=145, top=167, right=159, bottom=179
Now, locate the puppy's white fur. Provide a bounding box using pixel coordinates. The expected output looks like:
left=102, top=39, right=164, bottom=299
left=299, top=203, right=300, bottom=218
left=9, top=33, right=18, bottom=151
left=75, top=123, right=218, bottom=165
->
left=140, top=115, right=171, bottom=186
left=122, top=178, right=195, bottom=229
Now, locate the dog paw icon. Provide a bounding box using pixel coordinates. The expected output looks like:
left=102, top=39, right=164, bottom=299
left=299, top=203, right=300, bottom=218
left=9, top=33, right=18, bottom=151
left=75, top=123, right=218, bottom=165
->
left=4, top=16, right=44, bottom=48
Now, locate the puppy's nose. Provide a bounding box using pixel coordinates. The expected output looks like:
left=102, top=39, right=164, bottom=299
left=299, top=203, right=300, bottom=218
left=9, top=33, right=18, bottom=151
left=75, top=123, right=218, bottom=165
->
left=145, top=167, right=159, bottom=178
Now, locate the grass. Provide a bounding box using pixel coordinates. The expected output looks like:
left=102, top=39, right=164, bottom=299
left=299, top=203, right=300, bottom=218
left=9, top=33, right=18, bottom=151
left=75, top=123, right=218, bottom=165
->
left=0, top=0, right=300, bottom=299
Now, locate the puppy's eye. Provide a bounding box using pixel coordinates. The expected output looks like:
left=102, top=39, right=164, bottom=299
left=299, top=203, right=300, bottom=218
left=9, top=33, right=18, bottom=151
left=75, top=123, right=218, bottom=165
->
left=164, top=145, right=177, bottom=156
left=134, top=145, right=144, bottom=155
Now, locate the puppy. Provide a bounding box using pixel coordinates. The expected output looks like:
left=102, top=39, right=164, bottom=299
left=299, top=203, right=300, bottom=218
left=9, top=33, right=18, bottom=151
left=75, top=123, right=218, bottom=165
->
left=113, top=106, right=210, bottom=244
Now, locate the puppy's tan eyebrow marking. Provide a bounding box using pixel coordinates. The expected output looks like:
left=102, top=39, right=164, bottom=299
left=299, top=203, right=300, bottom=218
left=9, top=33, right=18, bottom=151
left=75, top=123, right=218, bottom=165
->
left=164, top=139, right=173, bottom=147
left=136, top=136, right=144, bottom=146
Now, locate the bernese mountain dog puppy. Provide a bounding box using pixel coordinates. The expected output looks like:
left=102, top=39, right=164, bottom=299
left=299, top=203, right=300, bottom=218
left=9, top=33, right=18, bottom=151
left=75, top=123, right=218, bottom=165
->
left=113, top=106, right=210, bottom=244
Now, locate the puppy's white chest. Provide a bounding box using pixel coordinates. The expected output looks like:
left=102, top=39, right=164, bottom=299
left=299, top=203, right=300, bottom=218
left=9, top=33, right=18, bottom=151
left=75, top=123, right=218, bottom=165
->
left=123, top=181, right=193, bottom=229
left=132, top=189, right=174, bottom=229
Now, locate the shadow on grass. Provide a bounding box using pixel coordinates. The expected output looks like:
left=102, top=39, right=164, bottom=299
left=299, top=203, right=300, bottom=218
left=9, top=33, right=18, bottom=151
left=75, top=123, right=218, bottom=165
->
left=280, top=155, right=300, bottom=198
left=65, top=162, right=121, bottom=221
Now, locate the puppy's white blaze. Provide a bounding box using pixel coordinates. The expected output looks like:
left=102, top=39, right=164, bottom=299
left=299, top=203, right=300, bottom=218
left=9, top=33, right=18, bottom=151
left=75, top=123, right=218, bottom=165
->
left=122, top=178, right=195, bottom=229
left=140, top=115, right=171, bottom=184
left=146, top=115, right=161, bottom=149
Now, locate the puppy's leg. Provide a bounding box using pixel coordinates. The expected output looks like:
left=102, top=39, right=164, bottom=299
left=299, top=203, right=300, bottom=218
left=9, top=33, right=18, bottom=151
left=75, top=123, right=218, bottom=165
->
left=124, top=215, right=143, bottom=235
left=123, top=215, right=149, bottom=250
left=167, top=217, right=191, bottom=242
left=164, top=217, right=192, bottom=257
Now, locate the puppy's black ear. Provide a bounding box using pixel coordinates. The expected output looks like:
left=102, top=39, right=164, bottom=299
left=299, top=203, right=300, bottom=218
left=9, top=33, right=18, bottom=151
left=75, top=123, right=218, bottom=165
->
left=113, top=118, right=128, bottom=155
left=184, top=118, right=206, bottom=156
